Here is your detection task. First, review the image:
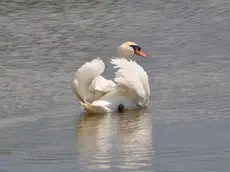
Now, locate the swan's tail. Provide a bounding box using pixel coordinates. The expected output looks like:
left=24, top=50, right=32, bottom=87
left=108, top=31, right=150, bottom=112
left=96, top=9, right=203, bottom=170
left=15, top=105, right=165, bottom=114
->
left=80, top=102, right=108, bottom=114
left=72, top=58, right=105, bottom=103
left=72, top=85, right=107, bottom=113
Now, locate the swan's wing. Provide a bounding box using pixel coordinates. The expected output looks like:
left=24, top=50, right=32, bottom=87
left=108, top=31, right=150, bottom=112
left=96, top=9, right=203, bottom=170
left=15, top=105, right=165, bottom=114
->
left=86, top=75, right=116, bottom=103
left=72, top=58, right=115, bottom=103
left=89, top=76, right=116, bottom=93
left=73, top=58, right=105, bottom=102
left=110, top=58, right=150, bottom=107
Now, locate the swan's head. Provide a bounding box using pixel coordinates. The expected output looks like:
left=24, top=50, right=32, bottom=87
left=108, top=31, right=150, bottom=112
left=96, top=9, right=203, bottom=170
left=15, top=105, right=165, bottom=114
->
left=117, top=41, right=147, bottom=59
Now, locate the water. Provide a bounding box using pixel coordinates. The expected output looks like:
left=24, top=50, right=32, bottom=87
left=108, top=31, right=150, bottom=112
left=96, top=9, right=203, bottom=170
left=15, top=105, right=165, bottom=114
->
left=0, top=0, right=230, bottom=171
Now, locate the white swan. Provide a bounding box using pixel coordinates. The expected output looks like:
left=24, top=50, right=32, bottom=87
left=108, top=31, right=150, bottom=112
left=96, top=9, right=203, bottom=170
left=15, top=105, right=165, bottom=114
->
left=72, top=41, right=150, bottom=114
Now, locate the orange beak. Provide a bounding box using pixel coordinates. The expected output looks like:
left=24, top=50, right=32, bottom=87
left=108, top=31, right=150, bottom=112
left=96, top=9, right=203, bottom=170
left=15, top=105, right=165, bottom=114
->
left=134, top=49, right=147, bottom=58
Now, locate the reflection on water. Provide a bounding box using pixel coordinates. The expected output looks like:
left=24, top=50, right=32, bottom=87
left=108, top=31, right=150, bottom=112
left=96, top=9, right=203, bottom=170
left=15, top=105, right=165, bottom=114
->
left=76, top=109, right=154, bottom=171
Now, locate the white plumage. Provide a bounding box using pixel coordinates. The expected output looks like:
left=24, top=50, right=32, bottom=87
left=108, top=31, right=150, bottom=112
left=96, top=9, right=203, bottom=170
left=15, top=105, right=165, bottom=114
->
left=72, top=41, right=150, bottom=113
left=72, top=58, right=116, bottom=104
left=111, top=58, right=150, bottom=106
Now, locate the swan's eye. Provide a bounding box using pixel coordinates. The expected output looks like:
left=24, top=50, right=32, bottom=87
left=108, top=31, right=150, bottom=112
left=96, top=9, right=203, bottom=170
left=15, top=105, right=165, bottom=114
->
left=130, top=45, right=141, bottom=51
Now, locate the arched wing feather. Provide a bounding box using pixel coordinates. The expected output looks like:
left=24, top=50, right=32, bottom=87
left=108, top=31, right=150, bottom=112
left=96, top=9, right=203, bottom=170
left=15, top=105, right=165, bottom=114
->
left=73, top=58, right=115, bottom=103
left=110, top=58, right=150, bottom=106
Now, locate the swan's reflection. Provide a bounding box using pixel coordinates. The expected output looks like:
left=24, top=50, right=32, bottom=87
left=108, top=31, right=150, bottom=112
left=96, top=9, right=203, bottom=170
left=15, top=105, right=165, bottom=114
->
left=76, top=109, right=154, bottom=171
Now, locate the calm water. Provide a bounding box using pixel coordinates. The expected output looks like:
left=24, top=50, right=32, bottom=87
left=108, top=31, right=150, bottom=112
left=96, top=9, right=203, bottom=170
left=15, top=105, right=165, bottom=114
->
left=1, top=0, right=230, bottom=171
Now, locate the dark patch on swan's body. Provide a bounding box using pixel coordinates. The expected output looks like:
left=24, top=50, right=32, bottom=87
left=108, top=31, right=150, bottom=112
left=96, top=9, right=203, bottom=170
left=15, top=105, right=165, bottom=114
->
left=118, top=104, right=125, bottom=113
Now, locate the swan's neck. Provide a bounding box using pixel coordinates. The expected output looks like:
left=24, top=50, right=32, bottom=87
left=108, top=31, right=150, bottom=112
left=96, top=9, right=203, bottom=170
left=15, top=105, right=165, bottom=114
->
left=117, top=53, right=129, bottom=59
left=117, top=47, right=132, bottom=59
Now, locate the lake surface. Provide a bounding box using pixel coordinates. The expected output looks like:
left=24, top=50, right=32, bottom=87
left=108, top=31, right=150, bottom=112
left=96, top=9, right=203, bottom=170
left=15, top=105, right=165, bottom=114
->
left=1, top=0, right=230, bottom=171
